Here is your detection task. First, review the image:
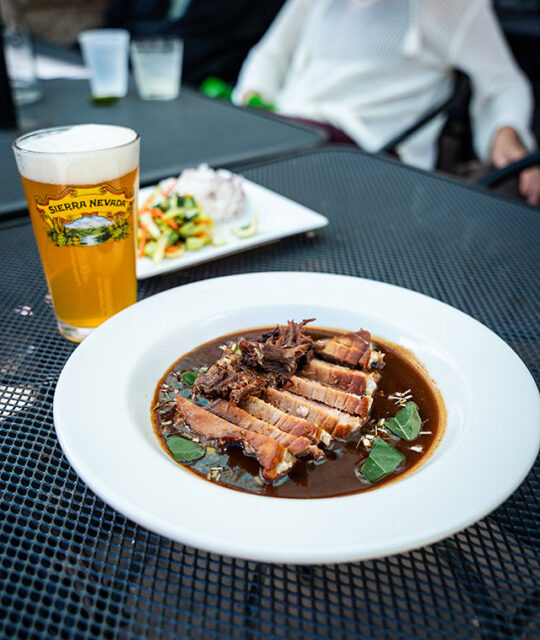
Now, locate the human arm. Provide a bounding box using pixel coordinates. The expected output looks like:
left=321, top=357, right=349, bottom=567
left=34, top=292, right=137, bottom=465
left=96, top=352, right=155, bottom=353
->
left=449, top=1, right=538, bottom=203
left=232, top=0, right=312, bottom=106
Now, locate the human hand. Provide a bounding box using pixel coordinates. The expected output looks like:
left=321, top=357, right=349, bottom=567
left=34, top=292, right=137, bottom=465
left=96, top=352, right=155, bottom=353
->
left=491, top=127, right=540, bottom=205
left=518, top=166, right=540, bottom=206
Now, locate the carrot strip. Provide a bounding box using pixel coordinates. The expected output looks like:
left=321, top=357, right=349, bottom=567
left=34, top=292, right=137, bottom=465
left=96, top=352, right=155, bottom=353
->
left=164, top=218, right=179, bottom=230
left=162, top=179, right=178, bottom=197
left=150, top=208, right=163, bottom=218
left=141, top=189, right=158, bottom=210
left=137, top=225, right=147, bottom=259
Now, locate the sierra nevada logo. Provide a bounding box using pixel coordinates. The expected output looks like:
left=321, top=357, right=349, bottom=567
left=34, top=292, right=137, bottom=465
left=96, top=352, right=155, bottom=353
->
left=35, top=184, right=134, bottom=247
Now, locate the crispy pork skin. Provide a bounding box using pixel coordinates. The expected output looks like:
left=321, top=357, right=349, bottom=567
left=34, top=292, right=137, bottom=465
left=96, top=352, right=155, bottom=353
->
left=175, top=394, right=294, bottom=482
left=318, top=329, right=384, bottom=370
left=207, top=399, right=323, bottom=459
left=241, top=395, right=332, bottom=446
left=264, top=388, right=364, bottom=439
left=301, top=358, right=379, bottom=396
left=286, top=376, right=373, bottom=416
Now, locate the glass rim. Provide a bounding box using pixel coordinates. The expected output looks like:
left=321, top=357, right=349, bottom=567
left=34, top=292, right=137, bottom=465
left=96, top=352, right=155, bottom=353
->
left=78, top=28, right=130, bottom=41
left=130, top=37, right=183, bottom=50
left=13, top=124, right=140, bottom=156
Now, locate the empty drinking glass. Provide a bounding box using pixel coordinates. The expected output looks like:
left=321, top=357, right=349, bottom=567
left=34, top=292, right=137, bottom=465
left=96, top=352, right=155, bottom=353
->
left=1, top=0, right=41, bottom=105
left=78, top=29, right=130, bottom=99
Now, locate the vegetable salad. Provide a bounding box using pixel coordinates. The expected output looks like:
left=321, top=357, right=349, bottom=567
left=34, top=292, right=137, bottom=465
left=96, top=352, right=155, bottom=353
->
left=137, top=181, right=216, bottom=263
left=137, top=170, right=257, bottom=264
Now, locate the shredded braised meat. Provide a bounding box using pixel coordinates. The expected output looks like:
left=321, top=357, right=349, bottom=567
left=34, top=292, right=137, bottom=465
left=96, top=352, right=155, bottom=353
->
left=194, top=319, right=319, bottom=404
left=239, top=318, right=319, bottom=380
left=194, top=347, right=268, bottom=405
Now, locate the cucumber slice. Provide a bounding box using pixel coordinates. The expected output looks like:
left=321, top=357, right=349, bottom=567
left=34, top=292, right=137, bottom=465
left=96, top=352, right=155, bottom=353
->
left=152, top=233, right=169, bottom=263
left=186, top=236, right=206, bottom=251
left=179, top=221, right=198, bottom=237
left=143, top=240, right=156, bottom=258
left=231, top=215, right=258, bottom=239
left=211, top=228, right=227, bottom=246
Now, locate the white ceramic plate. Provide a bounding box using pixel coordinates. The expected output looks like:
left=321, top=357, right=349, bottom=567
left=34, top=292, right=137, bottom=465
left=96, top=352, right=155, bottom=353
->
left=136, top=180, right=328, bottom=279
left=54, top=273, right=540, bottom=564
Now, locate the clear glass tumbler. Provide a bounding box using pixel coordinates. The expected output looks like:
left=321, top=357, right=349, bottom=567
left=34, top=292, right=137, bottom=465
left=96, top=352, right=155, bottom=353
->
left=1, top=0, right=41, bottom=105
left=78, top=29, right=130, bottom=99
left=131, top=38, right=183, bottom=100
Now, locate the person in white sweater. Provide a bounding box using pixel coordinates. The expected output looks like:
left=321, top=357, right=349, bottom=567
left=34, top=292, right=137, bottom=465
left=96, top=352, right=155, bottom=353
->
left=233, top=0, right=539, bottom=204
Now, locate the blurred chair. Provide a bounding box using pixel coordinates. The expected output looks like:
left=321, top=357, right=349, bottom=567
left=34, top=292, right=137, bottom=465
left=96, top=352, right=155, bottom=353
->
left=378, top=3, right=540, bottom=202
left=380, top=72, right=473, bottom=173
left=477, top=151, right=540, bottom=188
left=380, top=72, right=538, bottom=203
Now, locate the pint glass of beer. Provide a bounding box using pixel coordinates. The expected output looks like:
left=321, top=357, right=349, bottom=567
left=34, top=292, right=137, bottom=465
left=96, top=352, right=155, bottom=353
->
left=13, top=124, right=139, bottom=342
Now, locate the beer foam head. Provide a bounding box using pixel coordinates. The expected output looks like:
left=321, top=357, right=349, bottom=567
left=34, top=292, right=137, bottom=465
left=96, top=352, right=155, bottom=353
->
left=14, top=124, right=139, bottom=185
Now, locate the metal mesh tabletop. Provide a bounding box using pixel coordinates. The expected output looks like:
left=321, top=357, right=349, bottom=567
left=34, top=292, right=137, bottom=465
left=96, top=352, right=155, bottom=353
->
left=1, top=148, right=538, bottom=639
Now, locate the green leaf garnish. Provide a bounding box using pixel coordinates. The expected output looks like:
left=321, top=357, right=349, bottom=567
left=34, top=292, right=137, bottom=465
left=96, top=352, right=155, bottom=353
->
left=166, top=436, right=205, bottom=462
left=385, top=402, right=421, bottom=440
left=360, top=437, right=404, bottom=483
left=182, top=370, right=200, bottom=386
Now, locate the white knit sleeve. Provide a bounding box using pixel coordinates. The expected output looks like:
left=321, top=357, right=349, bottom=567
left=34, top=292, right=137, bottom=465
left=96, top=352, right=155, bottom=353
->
left=449, top=0, right=536, bottom=162
left=232, top=0, right=312, bottom=105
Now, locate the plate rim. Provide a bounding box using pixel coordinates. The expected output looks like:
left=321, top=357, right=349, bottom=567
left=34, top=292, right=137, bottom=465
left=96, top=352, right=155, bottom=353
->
left=53, top=272, right=540, bottom=564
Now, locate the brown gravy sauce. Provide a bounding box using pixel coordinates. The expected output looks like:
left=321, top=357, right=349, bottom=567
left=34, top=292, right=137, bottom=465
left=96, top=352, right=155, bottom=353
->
left=152, top=326, right=446, bottom=499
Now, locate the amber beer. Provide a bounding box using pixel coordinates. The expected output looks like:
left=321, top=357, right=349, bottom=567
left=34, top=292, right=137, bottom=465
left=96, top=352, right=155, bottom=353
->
left=13, top=125, right=139, bottom=342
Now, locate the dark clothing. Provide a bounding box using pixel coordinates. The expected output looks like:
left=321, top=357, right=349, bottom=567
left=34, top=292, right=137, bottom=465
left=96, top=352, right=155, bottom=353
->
left=105, top=0, right=286, bottom=86
left=105, top=0, right=170, bottom=36
left=274, top=114, right=358, bottom=146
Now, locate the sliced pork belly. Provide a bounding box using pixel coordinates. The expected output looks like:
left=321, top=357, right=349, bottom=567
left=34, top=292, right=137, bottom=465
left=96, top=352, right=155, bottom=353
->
left=207, top=399, right=323, bottom=459
left=241, top=395, right=332, bottom=447
left=175, top=394, right=294, bottom=482
left=318, top=329, right=384, bottom=370
left=286, top=376, right=373, bottom=417
left=265, top=388, right=364, bottom=439
left=301, top=358, right=379, bottom=396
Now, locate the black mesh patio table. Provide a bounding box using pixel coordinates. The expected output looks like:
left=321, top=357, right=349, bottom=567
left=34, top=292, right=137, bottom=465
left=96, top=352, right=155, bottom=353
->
left=1, top=147, right=538, bottom=639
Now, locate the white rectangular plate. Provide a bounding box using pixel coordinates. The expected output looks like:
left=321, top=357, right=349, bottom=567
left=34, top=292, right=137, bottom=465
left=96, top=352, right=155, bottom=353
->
left=136, top=178, right=329, bottom=279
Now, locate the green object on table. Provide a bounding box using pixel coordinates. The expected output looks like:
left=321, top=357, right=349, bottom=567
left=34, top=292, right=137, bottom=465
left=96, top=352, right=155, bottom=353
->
left=245, top=93, right=275, bottom=111
left=89, top=95, right=119, bottom=106
left=200, top=77, right=233, bottom=101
